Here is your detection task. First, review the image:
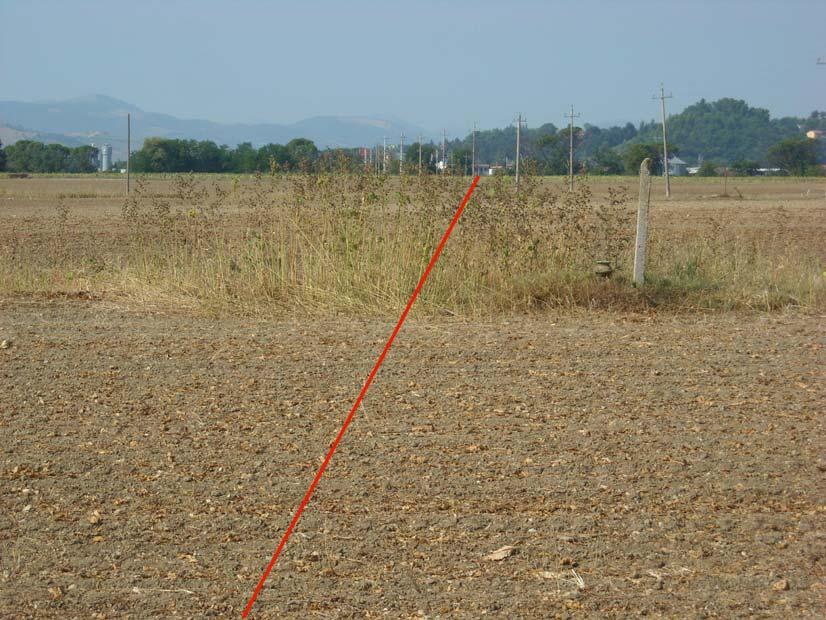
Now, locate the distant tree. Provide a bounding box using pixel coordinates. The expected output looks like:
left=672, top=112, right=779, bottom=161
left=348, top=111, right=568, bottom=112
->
left=450, top=147, right=472, bottom=174
left=697, top=160, right=718, bottom=177
left=0, top=139, right=5, bottom=171
left=405, top=142, right=438, bottom=173
left=258, top=143, right=292, bottom=172
left=802, top=110, right=826, bottom=131
left=580, top=122, right=637, bottom=159
left=7, top=141, right=43, bottom=171
left=131, top=138, right=181, bottom=172
left=766, top=138, right=818, bottom=175
left=286, top=138, right=319, bottom=171
left=67, top=145, right=99, bottom=173
left=533, top=131, right=570, bottom=175
left=41, top=144, right=70, bottom=172
left=623, top=143, right=661, bottom=175
left=190, top=140, right=225, bottom=172
left=231, top=142, right=259, bottom=172
left=590, top=146, right=624, bottom=175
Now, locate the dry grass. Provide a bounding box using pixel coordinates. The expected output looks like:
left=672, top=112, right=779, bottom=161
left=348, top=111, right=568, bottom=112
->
left=1, top=172, right=824, bottom=315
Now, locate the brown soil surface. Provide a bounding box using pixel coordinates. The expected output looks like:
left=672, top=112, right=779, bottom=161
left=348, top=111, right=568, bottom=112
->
left=1, top=299, right=823, bottom=618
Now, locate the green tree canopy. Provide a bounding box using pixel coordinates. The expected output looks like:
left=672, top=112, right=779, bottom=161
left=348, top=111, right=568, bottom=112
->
left=623, top=143, right=661, bottom=175
left=286, top=138, right=319, bottom=171
left=4, top=140, right=97, bottom=173
left=697, top=160, right=718, bottom=177
left=404, top=142, right=439, bottom=173
left=766, top=138, right=818, bottom=175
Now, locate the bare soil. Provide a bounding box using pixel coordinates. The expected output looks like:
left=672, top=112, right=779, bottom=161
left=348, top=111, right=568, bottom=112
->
left=1, top=299, right=823, bottom=618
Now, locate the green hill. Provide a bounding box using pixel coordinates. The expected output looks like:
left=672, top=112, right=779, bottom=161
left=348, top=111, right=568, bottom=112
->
left=449, top=99, right=824, bottom=172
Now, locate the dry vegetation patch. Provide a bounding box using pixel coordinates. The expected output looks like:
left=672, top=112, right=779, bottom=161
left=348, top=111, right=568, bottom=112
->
left=1, top=173, right=824, bottom=314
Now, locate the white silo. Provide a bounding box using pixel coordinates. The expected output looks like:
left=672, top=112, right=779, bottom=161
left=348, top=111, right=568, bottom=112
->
left=100, top=144, right=113, bottom=171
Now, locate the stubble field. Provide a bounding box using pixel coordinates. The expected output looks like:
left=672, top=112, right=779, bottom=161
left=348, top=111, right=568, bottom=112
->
left=1, top=174, right=824, bottom=618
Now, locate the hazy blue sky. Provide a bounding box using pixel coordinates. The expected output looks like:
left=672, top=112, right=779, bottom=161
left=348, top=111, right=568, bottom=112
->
left=2, top=0, right=824, bottom=134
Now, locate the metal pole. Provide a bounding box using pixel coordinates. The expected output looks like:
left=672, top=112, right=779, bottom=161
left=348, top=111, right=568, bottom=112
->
left=655, top=84, right=673, bottom=198
left=127, top=112, right=131, bottom=195
left=515, top=114, right=522, bottom=193
left=565, top=105, right=580, bottom=191
left=471, top=122, right=476, bottom=177
left=569, top=108, right=574, bottom=191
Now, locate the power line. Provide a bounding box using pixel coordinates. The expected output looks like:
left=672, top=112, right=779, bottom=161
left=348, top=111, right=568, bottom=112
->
left=653, top=83, right=673, bottom=198
left=564, top=105, right=581, bottom=191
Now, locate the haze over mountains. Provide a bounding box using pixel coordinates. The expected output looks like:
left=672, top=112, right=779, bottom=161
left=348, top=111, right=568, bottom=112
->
left=0, top=95, right=429, bottom=160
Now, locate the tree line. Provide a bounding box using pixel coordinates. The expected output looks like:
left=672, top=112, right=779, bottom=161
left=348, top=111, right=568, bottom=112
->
left=130, top=137, right=329, bottom=173
left=2, top=99, right=824, bottom=176
left=447, top=101, right=825, bottom=176
left=0, top=140, right=100, bottom=173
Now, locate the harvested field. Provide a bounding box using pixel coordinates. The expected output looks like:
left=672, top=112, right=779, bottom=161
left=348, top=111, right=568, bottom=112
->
left=1, top=301, right=824, bottom=618
left=0, top=174, right=824, bottom=618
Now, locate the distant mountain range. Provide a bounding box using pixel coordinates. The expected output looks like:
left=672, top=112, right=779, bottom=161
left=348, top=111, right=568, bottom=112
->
left=0, top=95, right=429, bottom=159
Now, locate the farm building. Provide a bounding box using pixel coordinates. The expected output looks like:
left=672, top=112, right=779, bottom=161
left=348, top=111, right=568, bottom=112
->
left=667, top=156, right=688, bottom=176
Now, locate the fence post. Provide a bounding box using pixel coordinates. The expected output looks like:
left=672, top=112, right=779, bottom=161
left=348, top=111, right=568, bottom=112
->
left=633, top=158, right=652, bottom=286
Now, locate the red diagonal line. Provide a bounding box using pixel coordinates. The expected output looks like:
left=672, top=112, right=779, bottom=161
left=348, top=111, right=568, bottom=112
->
left=242, top=175, right=480, bottom=618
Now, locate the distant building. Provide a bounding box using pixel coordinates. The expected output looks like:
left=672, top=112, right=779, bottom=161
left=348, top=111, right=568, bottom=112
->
left=806, top=129, right=824, bottom=140
left=667, top=156, right=688, bottom=176
left=94, top=143, right=113, bottom=171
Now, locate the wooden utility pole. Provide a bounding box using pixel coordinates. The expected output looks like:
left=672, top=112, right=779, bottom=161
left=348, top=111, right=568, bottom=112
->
left=417, top=135, right=423, bottom=175
left=516, top=116, right=520, bottom=189
left=565, top=105, right=581, bottom=191
left=126, top=112, right=131, bottom=195
left=382, top=136, right=387, bottom=174
left=471, top=122, right=477, bottom=177
left=653, top=83, right=673, bottom=197
left=441, top=129, right=447, bottom=175
left=399, top=133, right=405, bottom=175
left=633, top=158, right=652, bottom=286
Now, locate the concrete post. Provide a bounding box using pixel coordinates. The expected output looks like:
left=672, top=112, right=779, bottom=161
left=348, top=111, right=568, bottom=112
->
left=633, top=158, right=652, bottom=286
